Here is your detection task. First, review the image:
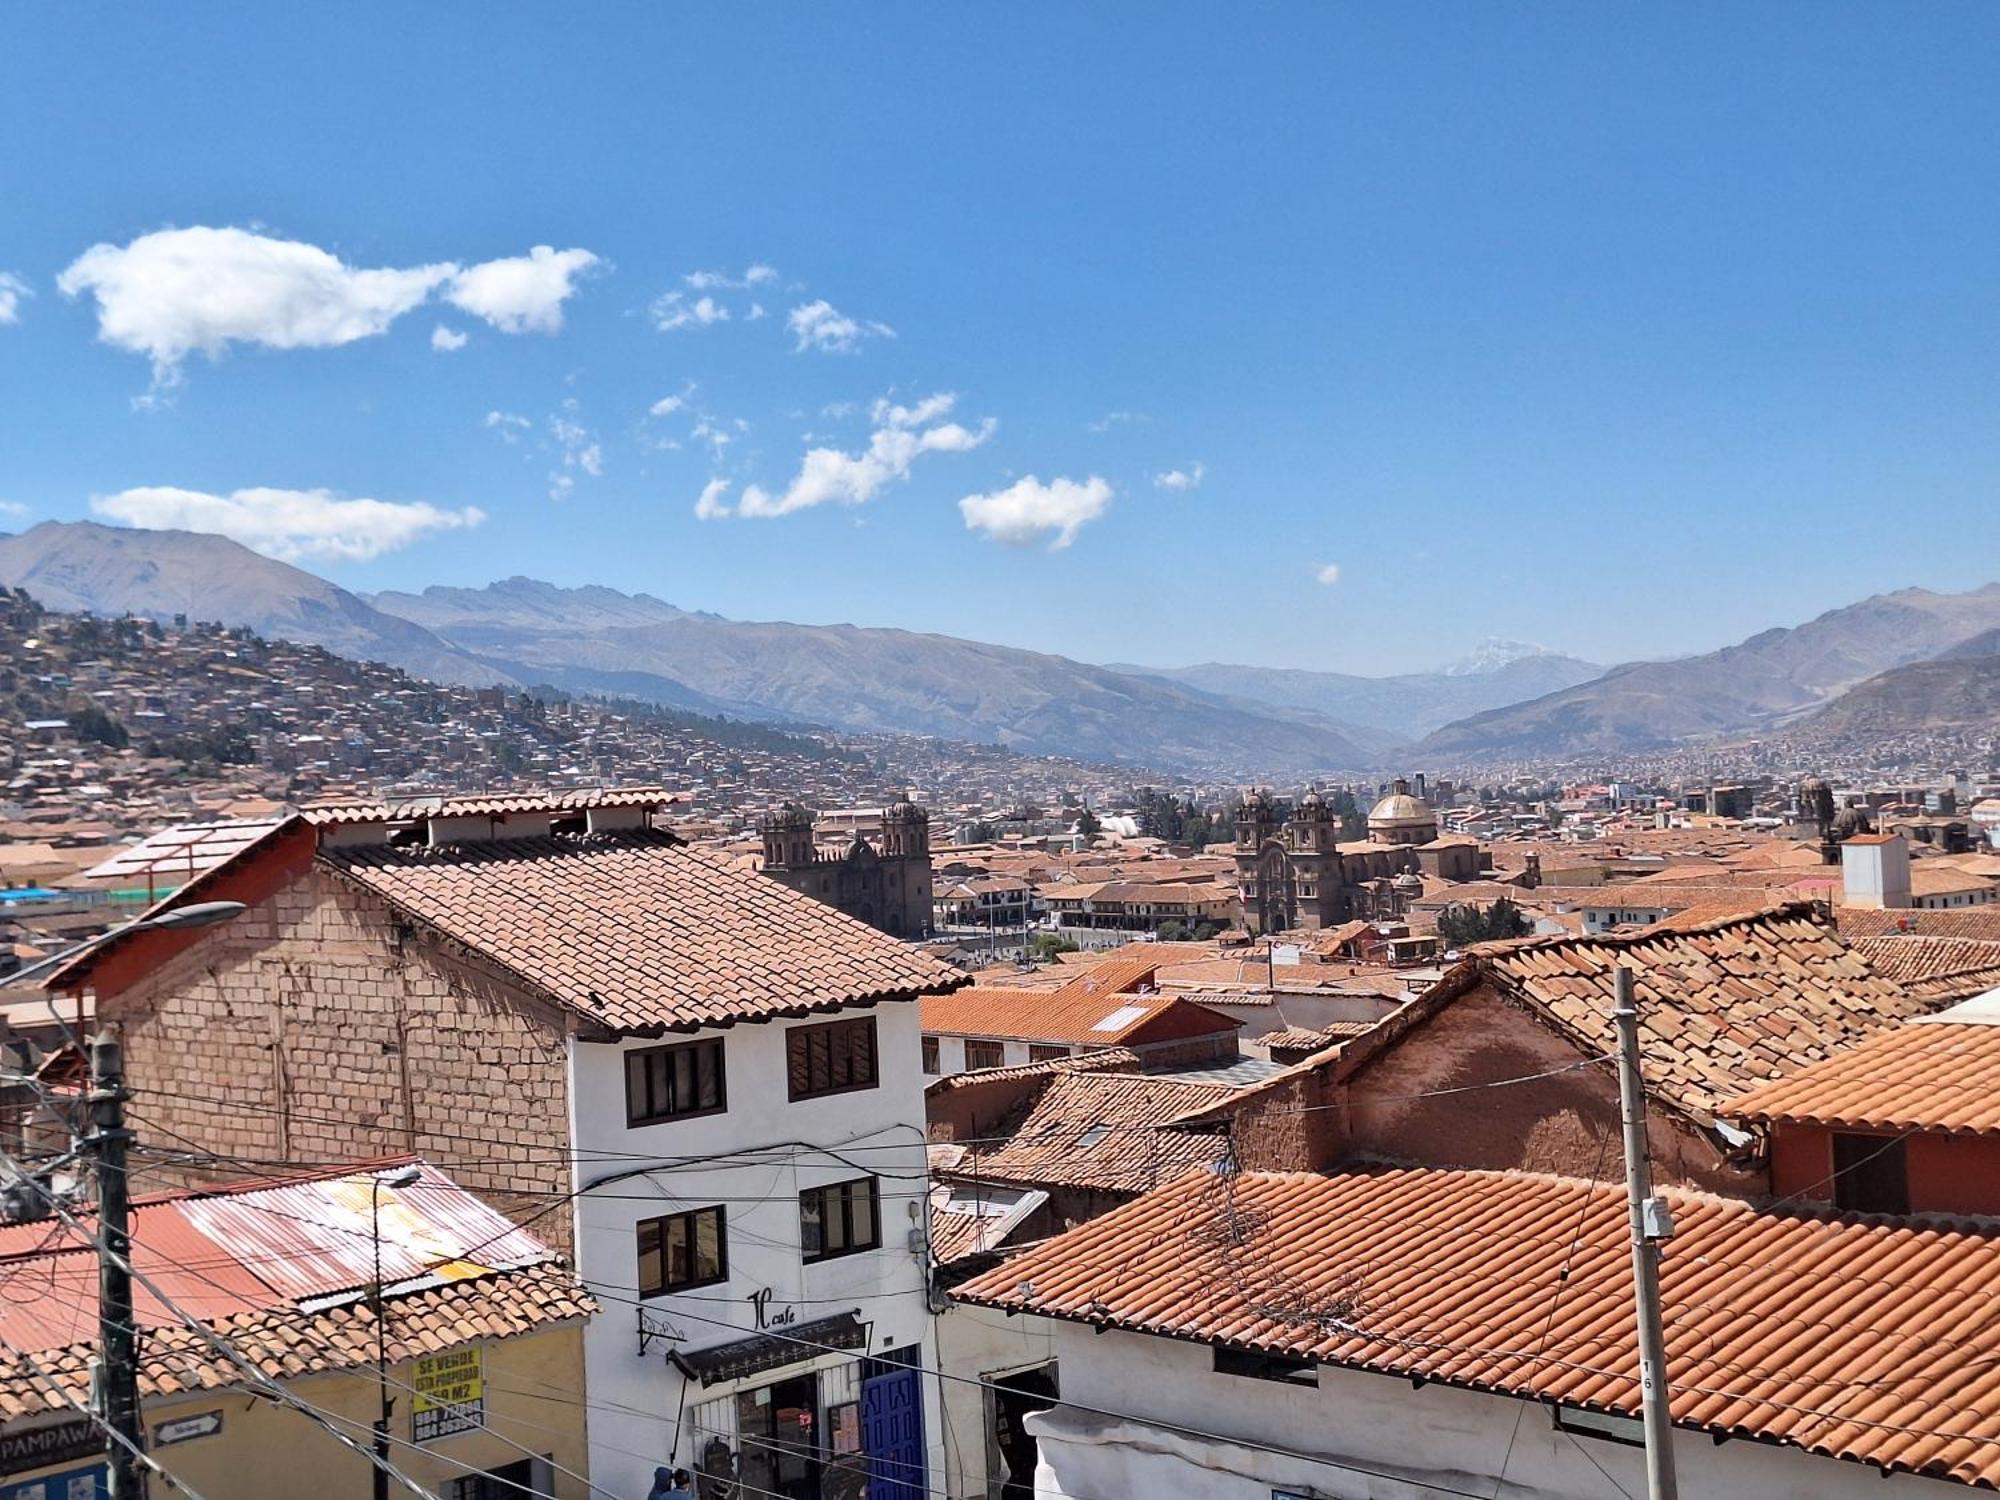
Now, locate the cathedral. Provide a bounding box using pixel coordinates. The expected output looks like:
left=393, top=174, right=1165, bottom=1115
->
left=758, top=796, right=934, bottom=937
left=1233, top=778, right=1480, bottom=935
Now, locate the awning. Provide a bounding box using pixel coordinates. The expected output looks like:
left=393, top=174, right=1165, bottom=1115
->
left=674, top=1312, right=871, bottom=1387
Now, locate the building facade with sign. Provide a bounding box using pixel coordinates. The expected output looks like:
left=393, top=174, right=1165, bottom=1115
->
left=572, top=1002, right=948, bottom=1500
left=0, top=1164, right=593, bottom=1500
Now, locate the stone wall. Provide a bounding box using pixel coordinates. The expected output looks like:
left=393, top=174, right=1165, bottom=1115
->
left=96, top=863, right=576, bottom=1250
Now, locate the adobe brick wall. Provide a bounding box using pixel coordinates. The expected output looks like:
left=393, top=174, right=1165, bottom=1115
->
left=95, top=864, right=576, bottom=1252
left=1339, top=985, right=1762, bottom=1197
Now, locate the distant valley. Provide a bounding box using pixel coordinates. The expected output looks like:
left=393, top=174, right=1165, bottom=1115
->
left=7, top=519, right=1996, bottom=777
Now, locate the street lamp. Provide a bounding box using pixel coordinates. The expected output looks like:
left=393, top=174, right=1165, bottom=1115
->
left=3, top=901, right=249, bottom=990
left=371, top=1163, right=423, bottom=1500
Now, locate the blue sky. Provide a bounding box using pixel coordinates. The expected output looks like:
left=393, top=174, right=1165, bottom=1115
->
left=5, top=5, right=2000, bottom=675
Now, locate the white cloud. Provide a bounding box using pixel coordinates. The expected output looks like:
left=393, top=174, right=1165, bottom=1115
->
left=692, top=418, right=734, bottom=458
left=445, top=245, right=599, bottom=334
left=1087, top=410, right=1148, bottom=433
left=1315, top=562, right=1342, bottom=586
left=56, top=227, right=598, bottom=393
left=0, top=271, right=30, bottom=325
left=484, top=410, right=531, bottom=443
left=651, top=291, right=729, bottom=332
left=550, top=399, right=602, bottom=477
left=0, top=499, right=29, bottom=519
left=693, top=478, right=733, bottom=521
left=58, top=226, right=454, bottom=392
left=747, top=302, right=767, bottom=321
left=430, top=324, right=468, bottom=352
left=787, top=299, right=894, bottom=354
left=548, top=473, right=574, bottom=503
left=1153, top=462, right=1205, bottom=492
left=649, top=393, right=688, bottom=418
left=737, top=392, right=993, bottom=519
left=685, top=263, right=778, bottom=291
left=959, top=475, right=1113, bottom=550
left=91, top=485, right=484, bottom=562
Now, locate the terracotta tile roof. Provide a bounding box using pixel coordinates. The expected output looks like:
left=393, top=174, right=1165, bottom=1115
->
left=953, top=1069, right=1243, bottom=1194
left=0, top=1260, right=591, bottom=1421
left=922, top=1047, right=1143, bottom=1096
left=325, top=831, right=963, bottom=1033
left=954, top=1165, right=2000, bottom=1488
left=1263, top=1020, right=1382, bottom=1061
left=1852, top=935, right=2000, bottom=984
left=301, top=785, right=684, bottom=824
left=1837, top=906, right=2000, bottom=943
left=1729, top=1020, right=2000, bottom=1134
left=1469, top=903, right=1921, bottom=1122
left=918, top=985, right=1237, bottom=1049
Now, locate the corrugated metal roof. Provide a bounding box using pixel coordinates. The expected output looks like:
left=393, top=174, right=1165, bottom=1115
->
left=955, top=1165, right=2000, bottom=1489
left=81, top=817, right=289, bottom=883
left=178, top=1162, right=549, bottom=1300
left=0, top=1162, right=560, bottom=1359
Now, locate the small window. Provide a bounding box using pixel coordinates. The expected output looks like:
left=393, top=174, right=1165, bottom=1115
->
left=800, top=1177, right=881, bottom=1262
left=964, top=1039, right=1006, bottom=1071
left=787, top=1016, right=879, bottom=1100
left=1213, top=1346, right=1315, bottom=1385
left=1028, top=1044, right=1069, bottom=1063
left=921, top=1035, right=941, bottom=1074
left=637, top=1207, right=727, bottom=1296
left=1832, top=1132, right=1909, bottom=1215
left=625, top=1038, right=726, bottom=1126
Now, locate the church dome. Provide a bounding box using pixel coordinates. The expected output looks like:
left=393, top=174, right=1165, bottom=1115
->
left=1369, top=793, right=1427, bottom=825
left=1296, top=788, right=1329, bottom=819
left=1367, top=778, right=1438, bottom=845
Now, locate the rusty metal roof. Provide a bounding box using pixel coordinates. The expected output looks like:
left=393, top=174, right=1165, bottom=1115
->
left=955, top=1165, right=2000, bottom=1488
left=0, top=1161, right=560, bottom=1361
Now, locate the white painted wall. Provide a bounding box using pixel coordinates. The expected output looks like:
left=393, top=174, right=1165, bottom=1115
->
left=933, top=1304, right=1061, bottom=1500
left=570, top=1002, right=942, bottom=1500
left=1027, top=1324, right=1971, bottom=1500
left=924, top=1033, right=1075, bottom=1078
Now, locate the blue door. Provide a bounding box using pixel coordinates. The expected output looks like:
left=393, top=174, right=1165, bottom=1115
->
left=861, top=1354, right=925, bottom=1500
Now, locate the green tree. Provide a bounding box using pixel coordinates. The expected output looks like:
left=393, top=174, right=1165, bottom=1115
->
left=1438, top=898, right=1533, bottom=948
left=1076, top=807, right=1103, bottom=838
left=1026, top=932, right=1080, bottom=964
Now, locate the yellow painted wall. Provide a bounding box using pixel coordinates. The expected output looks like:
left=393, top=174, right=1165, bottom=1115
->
left=2, top=1325, right=591, bottom=1500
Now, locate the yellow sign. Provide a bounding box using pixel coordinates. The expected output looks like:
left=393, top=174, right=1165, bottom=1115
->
left=412, top=1347, right=484, bottom=1441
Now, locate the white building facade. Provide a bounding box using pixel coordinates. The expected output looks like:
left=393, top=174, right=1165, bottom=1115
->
left=1025, top=1322, right=1973, bottom=1500
left=572, top=1000, right=943, bottom=1500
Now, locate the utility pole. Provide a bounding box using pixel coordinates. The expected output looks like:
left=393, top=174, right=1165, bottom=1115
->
left=1611, top=966, right=1679, bottom=1500
left=89, top=1031, right=145, bottom=1500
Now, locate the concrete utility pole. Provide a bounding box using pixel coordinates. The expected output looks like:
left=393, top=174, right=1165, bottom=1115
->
left=1612, top=965, right=1679, bottom=1500
left=89, top=1031, right=145, bottom=1499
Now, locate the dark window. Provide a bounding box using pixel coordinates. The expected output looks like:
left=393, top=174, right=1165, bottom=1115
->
left=625, top=1039, right=726, bottom=1126
left=1028, top=1044, right=1070, bottom=1063
left=787, top=1017, right=880, bottom=1100
left=921, top=1035, right=941, bottom=1074
left=637, top=1207, right=727, bottom=1295
left=964, top=1039, right=1006, bottom=1071
left=1212, top=1346, right=1316, bottom=1385
left=1832, top=1132, right=1909, bottom=1215
left=800, top=1177, right=881, bottom=1262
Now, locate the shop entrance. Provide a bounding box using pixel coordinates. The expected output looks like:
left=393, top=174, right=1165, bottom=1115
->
left=736, top=1373, right=820, bottom=1500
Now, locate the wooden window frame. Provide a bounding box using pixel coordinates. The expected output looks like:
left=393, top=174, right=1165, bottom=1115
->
left=636, top=1206, right=728, bottom=1297
left=799, top=1176, right=882, bottom=1264
left=625, top=1038, right=728, bottom=1127
left=786, top=1016, right=880, bottom=1101
left=963, top=1038, right=1006, bottom=1071
left=920, top=1035, right=941, bottom=1074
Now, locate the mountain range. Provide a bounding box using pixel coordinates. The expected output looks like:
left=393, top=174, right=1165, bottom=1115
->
left=1413, top=584, right=2000, bottom=761
left=4, top=519, right=1996, bottom=774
